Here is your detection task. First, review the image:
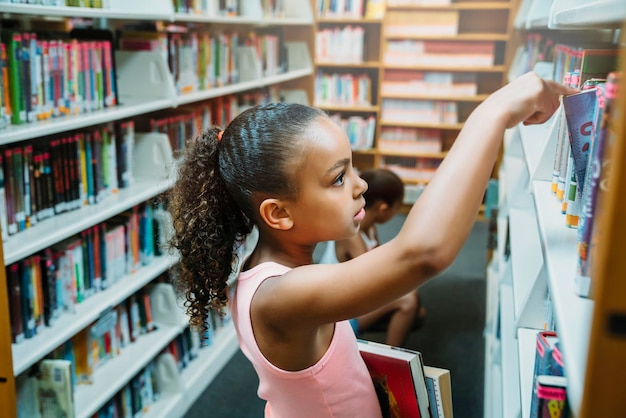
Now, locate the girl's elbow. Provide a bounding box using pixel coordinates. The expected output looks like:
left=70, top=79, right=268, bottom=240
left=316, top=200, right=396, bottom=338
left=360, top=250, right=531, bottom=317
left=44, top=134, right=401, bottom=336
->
left=406, top=244, right=454, bottom=280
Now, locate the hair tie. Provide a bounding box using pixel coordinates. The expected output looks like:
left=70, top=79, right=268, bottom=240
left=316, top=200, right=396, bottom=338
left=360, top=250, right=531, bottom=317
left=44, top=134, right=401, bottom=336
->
left=217, top=130, right=224, bottom=142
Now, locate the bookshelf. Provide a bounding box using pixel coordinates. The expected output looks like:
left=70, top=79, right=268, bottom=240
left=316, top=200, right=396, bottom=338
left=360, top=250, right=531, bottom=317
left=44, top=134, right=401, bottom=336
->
left=312, top=0, right=518, bottom=207
left=484, top=1, right=626, bottom=416
left=0, top=1, right=314, bottom=416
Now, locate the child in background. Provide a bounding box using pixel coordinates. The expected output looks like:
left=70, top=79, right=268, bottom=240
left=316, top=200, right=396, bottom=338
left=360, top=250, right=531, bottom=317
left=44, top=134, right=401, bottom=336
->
left=319, top=168, right=426, bottom=347
left=168, top=72, right=574, bottom=418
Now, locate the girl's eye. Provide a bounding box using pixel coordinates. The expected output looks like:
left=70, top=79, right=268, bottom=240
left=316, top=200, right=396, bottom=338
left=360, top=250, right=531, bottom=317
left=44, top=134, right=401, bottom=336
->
left=333, top=172, right=345, bottom=186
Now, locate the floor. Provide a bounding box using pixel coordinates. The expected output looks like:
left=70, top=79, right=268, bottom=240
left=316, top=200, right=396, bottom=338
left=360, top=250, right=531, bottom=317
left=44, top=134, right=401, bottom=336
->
left=183, top=218, right=488, bottom=418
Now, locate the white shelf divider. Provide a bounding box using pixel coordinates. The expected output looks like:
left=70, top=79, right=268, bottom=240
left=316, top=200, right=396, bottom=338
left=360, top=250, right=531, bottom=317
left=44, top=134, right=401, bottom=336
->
left=12, top=255, right=178, bottom=375
left=499, top=283, right=522, bottom=418
left=532, top=180, right=594, bottom=417
left=518, top=112, right=560, bottom=184
left=509, top=208, right=546, bottom=329
left=518, top=327, right=539, bottom=418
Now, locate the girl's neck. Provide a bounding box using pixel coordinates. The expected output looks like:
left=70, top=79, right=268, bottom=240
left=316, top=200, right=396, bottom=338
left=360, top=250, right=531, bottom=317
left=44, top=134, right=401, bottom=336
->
left=246, top=234, right=315, bottom=270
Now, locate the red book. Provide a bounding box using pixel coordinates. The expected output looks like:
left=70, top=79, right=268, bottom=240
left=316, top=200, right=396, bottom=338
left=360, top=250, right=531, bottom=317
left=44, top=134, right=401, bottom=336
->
left=358, top=340, right=430, bottom=418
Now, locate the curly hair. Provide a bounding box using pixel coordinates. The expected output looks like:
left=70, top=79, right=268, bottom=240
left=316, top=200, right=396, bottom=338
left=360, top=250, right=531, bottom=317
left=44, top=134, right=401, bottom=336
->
left=168, top=102, right=325, bottom=337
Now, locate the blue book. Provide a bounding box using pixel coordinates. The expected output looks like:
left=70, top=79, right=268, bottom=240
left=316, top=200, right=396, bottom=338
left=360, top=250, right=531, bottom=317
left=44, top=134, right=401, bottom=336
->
left=562, top=88, right=598, bottom=196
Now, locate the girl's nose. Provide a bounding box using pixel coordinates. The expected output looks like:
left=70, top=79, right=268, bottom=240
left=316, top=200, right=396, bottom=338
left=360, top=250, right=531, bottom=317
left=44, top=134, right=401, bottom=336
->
left=355, top=175, right=368, bottom=198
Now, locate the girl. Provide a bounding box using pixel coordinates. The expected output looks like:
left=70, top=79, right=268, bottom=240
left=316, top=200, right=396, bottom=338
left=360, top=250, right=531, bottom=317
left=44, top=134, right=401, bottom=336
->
left=319, top=168, right=426, bottom=347
left=169, top=72, right=574, bottom=417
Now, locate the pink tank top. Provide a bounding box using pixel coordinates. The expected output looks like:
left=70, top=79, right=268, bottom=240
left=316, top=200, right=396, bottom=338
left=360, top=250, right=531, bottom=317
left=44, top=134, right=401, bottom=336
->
left=230, top=262, right=382, bottom=418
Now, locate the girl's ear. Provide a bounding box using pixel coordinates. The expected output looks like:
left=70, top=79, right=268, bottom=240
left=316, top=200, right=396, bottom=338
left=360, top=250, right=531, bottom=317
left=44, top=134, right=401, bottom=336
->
left=259, top=198, right=294, bottom=231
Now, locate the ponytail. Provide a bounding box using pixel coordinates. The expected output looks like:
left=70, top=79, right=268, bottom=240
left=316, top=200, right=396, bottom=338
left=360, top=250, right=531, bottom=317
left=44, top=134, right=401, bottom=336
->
left=168, top=127, right=252, bottom=337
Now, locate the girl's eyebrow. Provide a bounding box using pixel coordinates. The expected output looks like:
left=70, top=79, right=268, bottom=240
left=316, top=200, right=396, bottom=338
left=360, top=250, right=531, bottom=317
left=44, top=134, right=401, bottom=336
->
left=327, top=158, right=350, bottom=174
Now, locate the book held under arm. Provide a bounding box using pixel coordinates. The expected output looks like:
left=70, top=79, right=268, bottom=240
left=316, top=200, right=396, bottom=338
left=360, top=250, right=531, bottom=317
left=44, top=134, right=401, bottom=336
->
left=357, top=339, right=431, bottom=418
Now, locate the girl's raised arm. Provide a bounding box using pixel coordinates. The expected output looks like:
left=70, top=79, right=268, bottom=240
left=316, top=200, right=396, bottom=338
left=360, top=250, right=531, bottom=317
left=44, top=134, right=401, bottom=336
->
left=261, top=72, right=576, bottom=327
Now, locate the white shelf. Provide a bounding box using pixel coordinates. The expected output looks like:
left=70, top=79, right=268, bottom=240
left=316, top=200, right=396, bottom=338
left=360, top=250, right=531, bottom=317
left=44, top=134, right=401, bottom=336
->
left=4, top=177, right=173, bottom=265
left=532, top=180, right=593, bottom=417
left=75, top=321, right=183, bottom=418
left=75, top=321, right=237, bottom=418
left=549, top=0, right=626, bottom=28
left=141, top=322, right=239, bottom=418
left=499, top=283, right=522, bottom=418
left=0, top=3, right=172, bottom=20
left=178, top=323, right=239, bottom=414
left=11, top=255, right=178, bottom=376
left=0, top=98, right=173, bottom=147
left=0, top=4, right=313, bottom=25
left=509, top=208, right=543, bottom=321
left=518, top=327, right=539, bottom=418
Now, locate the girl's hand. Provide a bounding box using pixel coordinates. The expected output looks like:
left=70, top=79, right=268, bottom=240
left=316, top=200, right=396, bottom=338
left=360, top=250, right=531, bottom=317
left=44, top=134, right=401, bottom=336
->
left=488, top=71, right=579, bottom=129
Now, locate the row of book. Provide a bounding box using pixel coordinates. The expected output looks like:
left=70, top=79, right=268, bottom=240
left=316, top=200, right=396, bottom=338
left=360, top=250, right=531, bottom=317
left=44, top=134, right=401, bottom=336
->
left=381, top=155, right=441, bottom=183
left=136, top=87, right=286, bottom=153
left=91, top=306, right=231, bottom=418
left=315, top=26, right=365, bottom=64
left=171, top=0, right=241, bottom=16
left=315, top=0, right=367, bottom=19
left=328, top=113, right=376, bottom=151
left=0, top=31, right=117, bottom=128
left=385, top=10, right=459, bottom=37
left=378, top=127, right=443, bottom=153
left=0, top=121, right=134, bottom=239
left=384, top=40, right=496, bottom=68
left=6, top=201, right=171, bottom=344
left=119, top=27, right=287, bottom=94
left=381, top=99, right=458, bottom=125
left=14, top=268, right=232, bottom=418
left=550, top=71, right=621, bottom=299
left=382, top=70, right=478, bottom=98
left=314, top=71, right=373, bottom=107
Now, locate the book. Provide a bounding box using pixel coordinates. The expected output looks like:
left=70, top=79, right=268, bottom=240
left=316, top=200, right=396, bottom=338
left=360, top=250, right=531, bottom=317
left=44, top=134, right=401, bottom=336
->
left=530, top=331, right=561, bottom=418
left=423, top=366, right=453, bottom=418
left=532, top=375, right=570, bottom=418
left=37, top=359, right=75, bottom=418
left=358, top=339, right=430, bottom=418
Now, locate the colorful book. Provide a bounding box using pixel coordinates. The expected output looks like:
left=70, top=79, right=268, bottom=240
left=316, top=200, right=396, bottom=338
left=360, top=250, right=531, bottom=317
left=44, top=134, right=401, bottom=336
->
left=530, top=331, right=561, bottom=418
left=358, top=339, right=430, bottom=418
left=562, top=88, right=598, bottom=193
left=532, top=375, right=570, bottom=418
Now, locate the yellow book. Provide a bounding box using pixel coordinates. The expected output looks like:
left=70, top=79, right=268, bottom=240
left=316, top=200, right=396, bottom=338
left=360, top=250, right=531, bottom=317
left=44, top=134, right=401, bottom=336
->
left=365, top=0, right=385, bottom=19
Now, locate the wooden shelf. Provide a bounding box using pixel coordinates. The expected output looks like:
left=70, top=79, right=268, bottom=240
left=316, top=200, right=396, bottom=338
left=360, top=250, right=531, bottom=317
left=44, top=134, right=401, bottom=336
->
left=383, top=64, right=507, bottom=73
left=381, top=93, right=490, bottom=102
left=380, top=120, right=464, bottom=129
left=383, top=33, right=509, bottom=41
left=386, top=2, right=514, bottom=10
left=315, top=61, right=381, bottom=68
left=377, top=149, right=448, bottom=158
left=315, top=104, right=380, bottom=112
left=316, top=17, right=382, bottom=24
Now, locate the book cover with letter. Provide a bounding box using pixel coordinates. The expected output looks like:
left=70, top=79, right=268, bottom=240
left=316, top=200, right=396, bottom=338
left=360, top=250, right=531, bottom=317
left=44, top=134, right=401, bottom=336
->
left=358, top=339, right=430, bottom=418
